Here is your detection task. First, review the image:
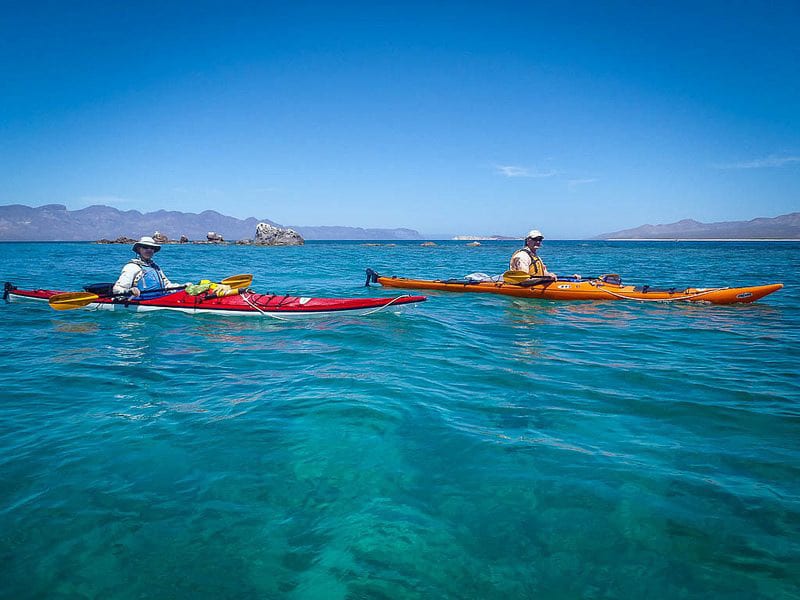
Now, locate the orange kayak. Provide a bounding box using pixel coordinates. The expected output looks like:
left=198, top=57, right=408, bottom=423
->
left=365, top=270, right=783, bottom=305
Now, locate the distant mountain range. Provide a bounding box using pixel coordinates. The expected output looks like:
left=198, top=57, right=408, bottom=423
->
left=597, top=212, right=800, bottom=240
left=0, top=204, right=422, bottom=241
left=3, top=203, right=797, bottom=242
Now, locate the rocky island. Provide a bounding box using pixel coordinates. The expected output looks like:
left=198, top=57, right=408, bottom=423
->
left=97, top=223, right=304, bottom=247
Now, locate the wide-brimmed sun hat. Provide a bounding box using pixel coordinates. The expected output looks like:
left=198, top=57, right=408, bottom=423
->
left=525, top=229, right=544, bottom=240
left=132, top=236, right=161, bottom=253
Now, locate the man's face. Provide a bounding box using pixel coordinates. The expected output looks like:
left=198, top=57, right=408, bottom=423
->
left=526, top=237, right=543, bottom=251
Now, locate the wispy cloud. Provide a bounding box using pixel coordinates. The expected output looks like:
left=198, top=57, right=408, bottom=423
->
left=567, top=178, right=598, bottom=190
left=714, top=155, right=800, bottom=169
left=496, top=165, right=558, bottom=178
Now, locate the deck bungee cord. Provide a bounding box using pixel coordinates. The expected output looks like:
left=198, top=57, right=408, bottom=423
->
left=360, top=294, right=414, bottom=315
left=587, top=284, right=730, bottom=302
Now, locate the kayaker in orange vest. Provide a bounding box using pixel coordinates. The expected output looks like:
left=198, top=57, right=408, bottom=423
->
left=509, top=230, right=558, bottom=279
left=113, top=236, right=180, bottom=298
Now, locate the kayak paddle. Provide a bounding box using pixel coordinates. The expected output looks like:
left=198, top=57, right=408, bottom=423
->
left=219, top=273, right=253, bottom=289
left=49, top=286, right=188, bottom=310
left=501, top=270, right=556, bottom=286
left=48, top=291, right=105, bottom=310
left=48, top=274, right=253, bottom=311
left=501, top=270, right=532, bottom=283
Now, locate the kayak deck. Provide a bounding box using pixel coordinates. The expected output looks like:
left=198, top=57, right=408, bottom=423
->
left=366, top=271, right=783, bottom=305
left=5, top=285, right=427, bottom=318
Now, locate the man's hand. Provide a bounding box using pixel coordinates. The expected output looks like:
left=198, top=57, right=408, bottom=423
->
left=130, top=288, right=141, bottom=297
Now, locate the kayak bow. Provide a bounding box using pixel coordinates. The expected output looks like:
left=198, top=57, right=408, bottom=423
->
left=364, top=269, right=782, bottom=305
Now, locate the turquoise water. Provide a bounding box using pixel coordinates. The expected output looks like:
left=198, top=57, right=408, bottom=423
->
left=1, top=240, right=798, bottom=599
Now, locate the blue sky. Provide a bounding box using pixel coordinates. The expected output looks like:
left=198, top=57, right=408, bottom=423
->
left=1, top=1, right=798, bottom=238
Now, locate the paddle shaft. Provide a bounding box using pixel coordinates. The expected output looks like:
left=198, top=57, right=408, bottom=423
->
left=516, top=276, right=621, bottom=286
left=114, top=274, right=251, bottom=298
left=104, top=284, right=187, bottom=300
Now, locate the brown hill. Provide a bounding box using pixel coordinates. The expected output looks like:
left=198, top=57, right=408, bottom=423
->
left=596, top=212, right=800, bottom=239
left=0, top=204, right=421, bottom=241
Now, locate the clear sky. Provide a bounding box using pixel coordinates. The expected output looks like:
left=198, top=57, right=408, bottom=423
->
left=1, top=1, right=798, bottom=238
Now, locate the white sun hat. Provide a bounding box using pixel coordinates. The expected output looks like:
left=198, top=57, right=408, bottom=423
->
left=525, top=229, right=544, bottom=240
left=132, top=236, right=161, bottom=253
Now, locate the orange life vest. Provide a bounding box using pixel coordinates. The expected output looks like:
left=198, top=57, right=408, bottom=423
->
left=509, top=247, right=546, bottom=276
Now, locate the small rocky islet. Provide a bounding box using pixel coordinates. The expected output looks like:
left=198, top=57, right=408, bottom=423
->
left=96, top=223, right=304, bottom=246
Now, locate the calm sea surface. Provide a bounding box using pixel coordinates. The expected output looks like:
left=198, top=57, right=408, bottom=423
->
left=1, top=240, right=798, bottom=599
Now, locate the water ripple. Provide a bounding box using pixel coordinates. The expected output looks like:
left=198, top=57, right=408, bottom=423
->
left=1, top=241, right=798, bottom=598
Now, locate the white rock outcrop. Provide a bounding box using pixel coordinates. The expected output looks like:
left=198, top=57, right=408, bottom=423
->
left=254, top=223, right=304, bottom=246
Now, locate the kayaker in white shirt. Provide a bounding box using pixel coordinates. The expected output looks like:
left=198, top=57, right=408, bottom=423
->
left=509, top=230, right=558, bottom=278
left=113, top=236, right=178, bottom=298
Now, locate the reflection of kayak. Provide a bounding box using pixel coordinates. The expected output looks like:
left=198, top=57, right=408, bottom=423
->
left=4, top=284, right=427, bottom=319
left=365, top=270, right=783, bottom=305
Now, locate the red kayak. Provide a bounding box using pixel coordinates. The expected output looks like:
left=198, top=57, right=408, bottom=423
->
left=4, top=284, right=426, bottom=319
